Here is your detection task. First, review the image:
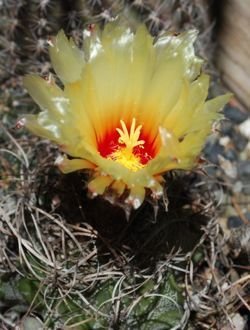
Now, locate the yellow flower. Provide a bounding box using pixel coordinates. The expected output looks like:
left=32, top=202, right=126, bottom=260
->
left=23, top=21, right=230, bottom=209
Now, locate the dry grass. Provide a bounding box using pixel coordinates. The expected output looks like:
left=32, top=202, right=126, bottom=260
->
left=1, top=121, right=249, bottom=329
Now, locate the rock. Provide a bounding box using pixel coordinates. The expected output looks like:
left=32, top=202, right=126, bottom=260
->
left=231, top=130, right=248, bottom=152
left=223, top=105, right=248, bottom=124
left=204, top=165, right=218, bottom=177
left=237, top=160, right=250, bottom=179
left=223, top=148, right=238, bottom=162
left=231, top=313, right=247, bottom=330
left=220, top=120, right=234, bottom=135
left=239, top=118, right=250, bottom=139
left=204, top=141, right=224, bottom=164
left=218, top=155, right=237, bottom=179
left=219, top=136, right=231, bottom=147
left=232, top=181, right=243, bottom=193
left=227, top=216, right=243, bottom=229
left=22, top=316, right=44, bottom=330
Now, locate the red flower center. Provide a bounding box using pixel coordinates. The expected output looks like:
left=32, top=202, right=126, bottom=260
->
left=98, top=118, right=158, bottom=171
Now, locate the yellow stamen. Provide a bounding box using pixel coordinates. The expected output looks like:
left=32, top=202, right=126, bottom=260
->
left=108, top=118, right=145, bottom=172
left=116, top=118, right=145, bottom=151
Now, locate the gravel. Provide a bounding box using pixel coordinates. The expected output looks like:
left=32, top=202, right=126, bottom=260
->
left=223, top=105, right=248, bottom=124
left=237, top=160, right=250, bottom=179
left=230, top=130, right=248, bottom=152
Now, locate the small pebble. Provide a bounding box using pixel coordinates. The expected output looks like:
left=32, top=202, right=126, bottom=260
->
left=220, top=120, right=234, bottom=136
left=232, top=181, right=243, bottom=193
left=204, top=165, right=217, bottom=177
left=223, top=148, right=238, bottom=162
left=218, top=155, right=237, bottom=179
left=227, top=216, right=243, bottom=229
left=219, top=136, right=230, bottom=147
left=230, top=130, right=248, bottom=152
left=239, top=118, right=250, bottom=139
left=204, top=141, right=224, bottom=164
left=237, top=160, right=250, bottom=179
left=231, top=313, right=247, bottom=330
left=223, top=105, right=248, bottom=124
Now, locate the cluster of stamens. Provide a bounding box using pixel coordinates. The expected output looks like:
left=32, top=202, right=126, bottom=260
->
left=108, top=118, right=146, bottom=172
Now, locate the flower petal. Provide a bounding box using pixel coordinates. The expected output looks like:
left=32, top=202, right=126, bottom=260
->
left=55, top=156, right=95, bottom=173
left=23, top=114, right=62, bottom=141
left=149, top=177, right=164, bottom=199
left=204, top=94, right=233, bottom=113
left=168, top=74, right=210, bottom=137
left=88, top=175, right=114, bottom=196
left=161, top=80, right=189, bottom=132
left=63, top=80, right=97, bottom=147
left=126, top=185, right=146, bottom=209
left=49, top=30, right=85, bottom=83
left=23, top=75, right=69, bottom=118
left=146, top=127, right=180, bottom=174
left=111, top=180, right=126, bottom=196
left=154, top=30, right=202, bottom=81
left=83, top=25, right=102, bottom=61
left=143, top=54, right=184, bottom=127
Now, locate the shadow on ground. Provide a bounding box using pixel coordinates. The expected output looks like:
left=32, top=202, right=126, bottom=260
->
left=41, top=170, right=211, bottom=269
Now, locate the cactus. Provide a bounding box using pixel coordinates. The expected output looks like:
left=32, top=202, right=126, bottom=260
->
left=0, top=0, right=213, bottom=83
left=0, top=1, right=217, bottom=329
left=0, top=265, right=183, bottom=329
